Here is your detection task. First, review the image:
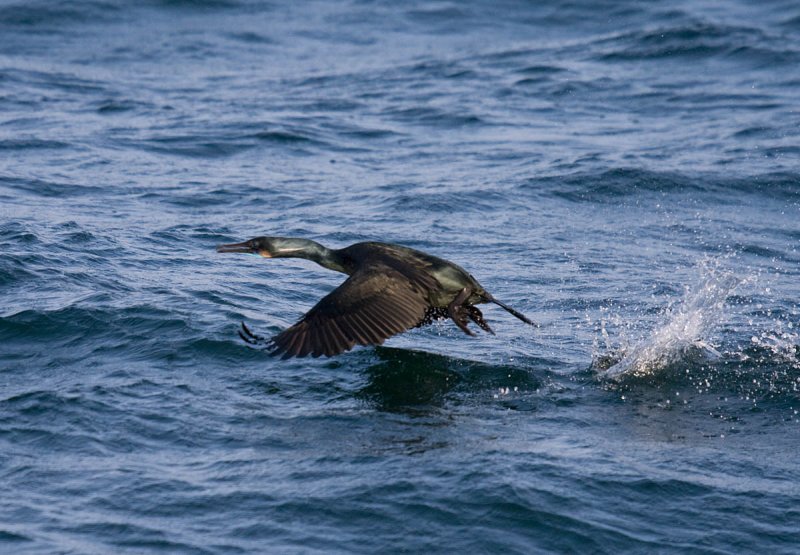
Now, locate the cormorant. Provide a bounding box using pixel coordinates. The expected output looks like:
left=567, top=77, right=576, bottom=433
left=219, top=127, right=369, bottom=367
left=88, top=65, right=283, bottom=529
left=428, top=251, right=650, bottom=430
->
left=216, top=237, right=536, bottom=358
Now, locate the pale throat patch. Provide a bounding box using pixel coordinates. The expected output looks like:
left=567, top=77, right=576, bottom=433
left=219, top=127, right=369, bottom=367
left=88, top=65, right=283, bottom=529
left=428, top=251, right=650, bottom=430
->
left=268, top=248, right=305, bottom=257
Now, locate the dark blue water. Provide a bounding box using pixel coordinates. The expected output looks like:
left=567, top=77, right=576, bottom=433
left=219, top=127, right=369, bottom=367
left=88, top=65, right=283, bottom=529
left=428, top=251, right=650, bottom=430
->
left=2, top=1, right=800, bottom=552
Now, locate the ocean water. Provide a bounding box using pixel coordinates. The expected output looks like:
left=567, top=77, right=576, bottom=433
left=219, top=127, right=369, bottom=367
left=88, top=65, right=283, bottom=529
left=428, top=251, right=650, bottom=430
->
left=2, top=0, right=800, bottom=553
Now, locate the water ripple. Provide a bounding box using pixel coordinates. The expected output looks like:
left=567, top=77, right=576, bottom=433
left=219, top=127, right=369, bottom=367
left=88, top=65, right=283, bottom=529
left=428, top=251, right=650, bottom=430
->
left=2, top=1, right=800, bottom=553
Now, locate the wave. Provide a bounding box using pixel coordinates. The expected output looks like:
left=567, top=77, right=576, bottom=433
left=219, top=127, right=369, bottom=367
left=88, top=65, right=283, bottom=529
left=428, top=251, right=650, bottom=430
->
left=382, top=189, right=511, bottom=214
left=529, top=168, right=800, bottom=202
left=0, top=176, right=103, bottom=198
left=154, top=0, right=243, bottom=8
left=113, top=119, right=347, bottom=158
left=0, top=530, right=31, bottom=543
left=0, top=304, right=182, bottom=341
left=381, top=106, right=486, bottom=128
left=0, top=1, right=120, bottom=29
left=595, top=22, right=800, bottom=65
left=0, top=139, right=70, bottom=151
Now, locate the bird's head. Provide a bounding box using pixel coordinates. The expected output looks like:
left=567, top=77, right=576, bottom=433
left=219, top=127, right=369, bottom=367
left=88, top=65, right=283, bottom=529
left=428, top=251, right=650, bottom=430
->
left=216, top=236, right=321, bottom=259
left=215, top=236, right=278, bottom=257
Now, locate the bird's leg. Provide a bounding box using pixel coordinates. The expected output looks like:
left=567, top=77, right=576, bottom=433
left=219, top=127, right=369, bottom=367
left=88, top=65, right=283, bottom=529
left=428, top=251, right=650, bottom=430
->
left=448, top=287, right=476, bottom=336
left=239, top=321, right=268, bottom=345
left=466, top=305, right=495, bottom=335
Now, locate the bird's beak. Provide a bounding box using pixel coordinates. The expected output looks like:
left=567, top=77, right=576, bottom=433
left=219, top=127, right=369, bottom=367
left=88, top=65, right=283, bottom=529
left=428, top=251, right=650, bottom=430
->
left=216, top=241, right=255, bottom=254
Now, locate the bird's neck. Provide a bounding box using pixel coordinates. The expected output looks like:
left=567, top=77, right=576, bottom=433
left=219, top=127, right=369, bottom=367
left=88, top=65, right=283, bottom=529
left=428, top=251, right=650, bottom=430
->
left=270, top=238, right=349, bottom=274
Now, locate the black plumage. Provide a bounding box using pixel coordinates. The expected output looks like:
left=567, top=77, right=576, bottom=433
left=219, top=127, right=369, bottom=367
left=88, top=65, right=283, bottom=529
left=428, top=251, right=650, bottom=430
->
left=217, top=237, right=536, bottom=358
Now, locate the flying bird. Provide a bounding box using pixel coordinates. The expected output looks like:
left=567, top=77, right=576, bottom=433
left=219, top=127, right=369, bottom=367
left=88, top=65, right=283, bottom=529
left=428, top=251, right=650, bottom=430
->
left=217, top=237, right=536, bottom=358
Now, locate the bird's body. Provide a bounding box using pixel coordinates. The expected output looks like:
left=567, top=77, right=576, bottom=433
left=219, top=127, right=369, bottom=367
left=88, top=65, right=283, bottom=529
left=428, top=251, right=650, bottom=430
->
left=217, top=237, right=535, bottom=358
left=339, top=241, right=485, bottom=306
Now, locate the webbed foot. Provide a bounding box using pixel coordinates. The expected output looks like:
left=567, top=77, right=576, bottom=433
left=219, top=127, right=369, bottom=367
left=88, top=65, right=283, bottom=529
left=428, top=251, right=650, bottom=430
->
left=448, top=287, right=476, bottom=336
left=239, top=321, right=268, bottom=345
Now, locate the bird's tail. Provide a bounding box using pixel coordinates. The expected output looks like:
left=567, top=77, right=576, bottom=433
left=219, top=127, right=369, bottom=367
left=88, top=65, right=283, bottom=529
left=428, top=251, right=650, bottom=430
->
left=486, top=295, right=539, bottom=327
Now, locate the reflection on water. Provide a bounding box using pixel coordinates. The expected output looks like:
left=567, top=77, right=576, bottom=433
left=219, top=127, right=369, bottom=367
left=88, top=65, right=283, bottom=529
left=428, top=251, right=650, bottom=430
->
left=358, top=346, right=545, bottom=412
left=358, top=347, right=462, bottom=412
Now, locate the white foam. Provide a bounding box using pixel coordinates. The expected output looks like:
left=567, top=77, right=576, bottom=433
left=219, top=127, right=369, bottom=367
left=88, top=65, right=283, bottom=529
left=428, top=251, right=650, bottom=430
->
left=602, top=259, right=742, bottom=379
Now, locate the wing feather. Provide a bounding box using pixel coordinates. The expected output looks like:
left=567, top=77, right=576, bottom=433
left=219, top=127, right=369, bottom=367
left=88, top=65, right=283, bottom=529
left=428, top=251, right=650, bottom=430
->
left=330, top=319, right=355, bottom=350
left=321, top=324, right=338, bottom=357
left=337, top=315, right=363, bottom=345
left=269, top=263, right=431, bottom=358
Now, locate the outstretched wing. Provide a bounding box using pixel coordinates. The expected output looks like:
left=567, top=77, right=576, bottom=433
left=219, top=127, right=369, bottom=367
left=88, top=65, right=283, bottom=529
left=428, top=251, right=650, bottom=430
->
left=268, top=263, right=431, bottom=358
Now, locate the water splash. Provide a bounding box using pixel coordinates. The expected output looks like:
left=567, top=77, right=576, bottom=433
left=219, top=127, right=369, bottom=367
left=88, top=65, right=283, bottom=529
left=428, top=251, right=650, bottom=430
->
left=597, top=259, right=743, bottom=380
left=748, top=330, right=800, bottom=369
